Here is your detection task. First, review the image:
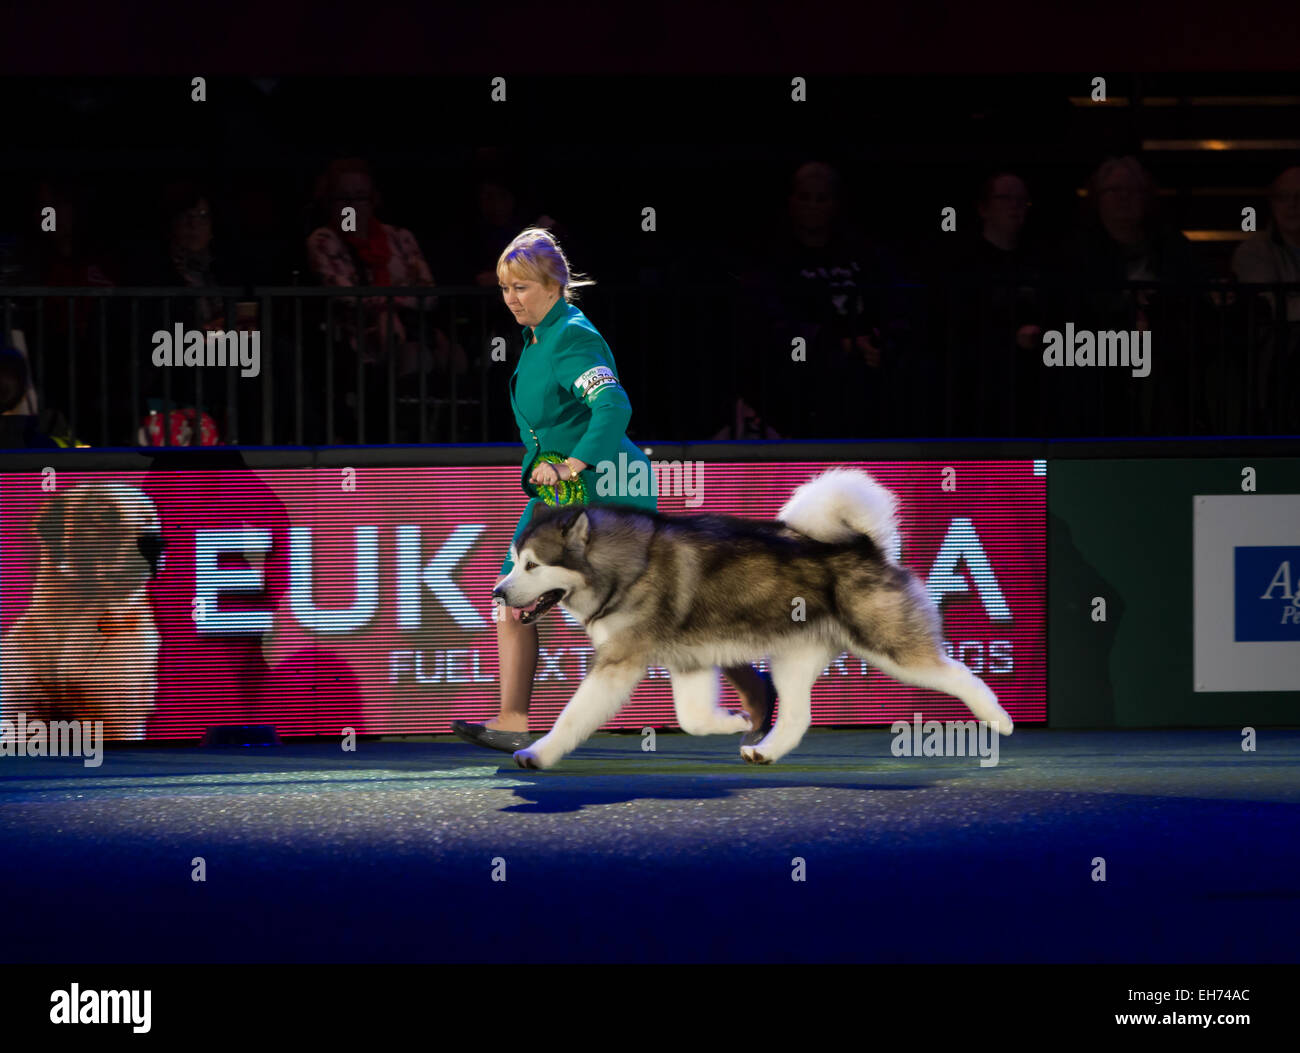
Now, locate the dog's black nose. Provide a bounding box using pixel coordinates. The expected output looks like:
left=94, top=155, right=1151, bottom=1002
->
left=491, top=585, right=505, bottom=600
left=138, top=531, right=166, bottom=576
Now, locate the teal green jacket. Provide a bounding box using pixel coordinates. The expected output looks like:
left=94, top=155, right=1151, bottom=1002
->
left=510, top=296, right=656, bottom=509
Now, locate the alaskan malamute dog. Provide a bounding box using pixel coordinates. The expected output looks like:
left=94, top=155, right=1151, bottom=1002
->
left=495, top=468, right=1014, bottom=769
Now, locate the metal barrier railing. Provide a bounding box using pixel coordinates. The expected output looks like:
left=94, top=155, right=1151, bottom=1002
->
left=1, top=280, right=1297, bottom=447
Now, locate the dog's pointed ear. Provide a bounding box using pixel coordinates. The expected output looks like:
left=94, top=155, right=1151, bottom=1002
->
left=563, top=509, right=590, bottom=549
left=34, top=492, right=68, bottom=565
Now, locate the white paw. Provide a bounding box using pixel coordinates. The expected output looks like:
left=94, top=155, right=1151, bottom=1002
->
left=513, top=746, right=552, bottom=769
left=990, top=711, right=1014, bottom=736
left=683, top=712, right=753, bottom=736
left=740, top=744, right=773, bottom=765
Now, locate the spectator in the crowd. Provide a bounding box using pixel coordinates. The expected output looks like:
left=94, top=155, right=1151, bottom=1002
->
left=937, top=171, right=1049, bottom=434
left=1230, top=163, right=1300, bottom=427
left=0, top=347, right=60, bottom=448
left=1232, top=164, right=1300, bottom=319
left=1058, top=155, right=1210, bottom=433
left=27, top=180, right=123, bottom=443
left=740, top=160, right=909, bottom=438
left=31, top=181, right=119, bottom=291
left=472, top=180, right=522, bottom=287
left=1065, top=156, right=1206, bottom=321
left=461, top=177, right=560, bottom=287
left=128, top=181, right=246, bottom=444
left=454, top=174, right=563, bottom=438
left=137, top=182, right=235, bottom=330
left=709, top=394, right=783, bottom=440
left=970, top=172, right=1045, bottom=348
left=0, top=179, right=27, bottom=286
left=306, top=158, right=467, bottom=441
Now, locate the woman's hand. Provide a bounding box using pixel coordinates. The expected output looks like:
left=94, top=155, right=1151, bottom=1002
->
left=529, top=457, right=586, bottom=487
left=530, top=462, right=566, bottom=486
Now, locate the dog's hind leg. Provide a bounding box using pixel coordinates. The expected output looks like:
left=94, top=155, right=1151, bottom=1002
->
left=514, top=657, right=647, bottom=770
left=669, top=666, right=751, bottom=736
left=741, top=644, right=835, bottom=765
left=858, top=647, right=1014, bottom=736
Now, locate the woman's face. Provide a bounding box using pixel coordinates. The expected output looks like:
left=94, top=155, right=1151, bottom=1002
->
left=1270, top=167, right=1300, bottom=239
left=1096, top=165, right=1149, bottom=236
left=500, top=272, right=559, bottom=328
left=789, top=172, right=837, bottom=233
left=332, top=172, right=375, bottom=233
left=172, top=197, right=212, bottom=254
left=979, top=175, right=1030, bottom=241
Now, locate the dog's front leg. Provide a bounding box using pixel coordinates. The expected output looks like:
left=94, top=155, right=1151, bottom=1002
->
left=514, top=657, right=646, bottom=770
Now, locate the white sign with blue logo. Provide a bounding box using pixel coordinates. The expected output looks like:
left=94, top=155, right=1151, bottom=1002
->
left=1194, top=494, right=1300, bottom=692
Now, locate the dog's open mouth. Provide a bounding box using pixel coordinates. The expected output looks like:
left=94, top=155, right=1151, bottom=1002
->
left=518, top=588, right=566, bottom=624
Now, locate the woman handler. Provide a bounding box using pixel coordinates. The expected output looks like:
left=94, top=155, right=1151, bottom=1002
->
left=452, top=228, right=775, bottom=753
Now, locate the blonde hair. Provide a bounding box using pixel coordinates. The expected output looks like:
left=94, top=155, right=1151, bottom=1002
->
left=496, top=227, right=595, bottom=301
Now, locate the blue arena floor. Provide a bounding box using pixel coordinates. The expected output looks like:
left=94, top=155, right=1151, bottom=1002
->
left=1, top=728, right=1297, bottom=963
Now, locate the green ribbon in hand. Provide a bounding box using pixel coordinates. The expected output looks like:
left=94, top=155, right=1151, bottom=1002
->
left=530, top=451, right=589, bottom=507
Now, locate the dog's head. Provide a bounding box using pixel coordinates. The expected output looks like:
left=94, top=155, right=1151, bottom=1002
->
left=493, top=506, right=594, bottom=624
left=34, top=483, right=165, bottom=593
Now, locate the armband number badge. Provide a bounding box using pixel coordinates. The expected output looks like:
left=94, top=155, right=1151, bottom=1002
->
left=573, top=365, right=619, bottom=405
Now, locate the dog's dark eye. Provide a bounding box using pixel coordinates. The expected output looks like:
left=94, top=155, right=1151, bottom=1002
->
left=525, top=560, right=537, bottom=572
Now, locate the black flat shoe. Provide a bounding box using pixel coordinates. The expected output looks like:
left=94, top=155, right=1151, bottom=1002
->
left=741, top=670, right=777, bottom=746
left=450, top=720, right=533, bottom=753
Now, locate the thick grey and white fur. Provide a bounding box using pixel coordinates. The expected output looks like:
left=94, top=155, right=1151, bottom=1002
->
left=494, top=468, right=1014, bottom=769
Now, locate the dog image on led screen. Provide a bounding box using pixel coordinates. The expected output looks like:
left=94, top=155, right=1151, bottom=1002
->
left=1, top=483, right=164, bottom=740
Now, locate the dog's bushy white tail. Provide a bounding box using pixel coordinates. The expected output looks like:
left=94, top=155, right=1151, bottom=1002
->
left=777, top=468, right=901, bottom=559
